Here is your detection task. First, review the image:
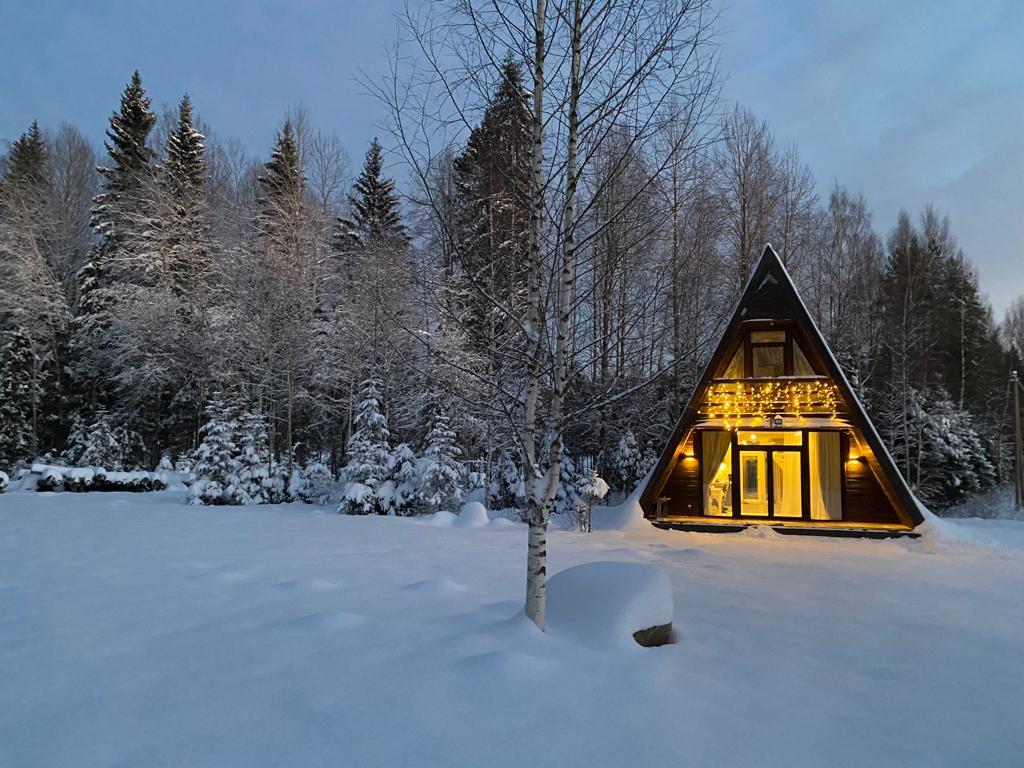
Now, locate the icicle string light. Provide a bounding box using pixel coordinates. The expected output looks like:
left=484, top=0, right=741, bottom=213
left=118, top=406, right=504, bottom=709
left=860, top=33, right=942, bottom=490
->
left=699, top=380, right=840, bottom=429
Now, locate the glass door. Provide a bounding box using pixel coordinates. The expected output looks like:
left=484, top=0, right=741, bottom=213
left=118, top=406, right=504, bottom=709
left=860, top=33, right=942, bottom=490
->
left=738, top=450, right=768, bottom=516
left=771, top=450, right=802, bottom=518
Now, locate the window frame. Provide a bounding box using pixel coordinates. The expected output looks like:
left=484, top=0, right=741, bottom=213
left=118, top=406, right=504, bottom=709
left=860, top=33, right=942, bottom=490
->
left=719, top=322, right=817, bottom=379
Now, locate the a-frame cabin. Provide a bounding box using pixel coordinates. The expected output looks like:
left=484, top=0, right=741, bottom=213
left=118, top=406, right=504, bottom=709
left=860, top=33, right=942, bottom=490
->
left=640, top=245, right=923, bottom=536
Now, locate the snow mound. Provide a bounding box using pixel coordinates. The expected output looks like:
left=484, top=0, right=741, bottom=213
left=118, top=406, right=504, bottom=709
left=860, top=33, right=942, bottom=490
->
left=590, top=470, right=653, bottom=531
left=545, top=561, right=673, bottom=649
left=454, top=501, right=489, bottom=528
left=426, top=510, right=458, bottom=527
left=488, top=517, right=519, bottom=529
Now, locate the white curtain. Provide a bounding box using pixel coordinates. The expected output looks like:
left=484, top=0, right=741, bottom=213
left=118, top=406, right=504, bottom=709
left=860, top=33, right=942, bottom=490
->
left=702, top=431, right=731, bottom=516
left=809, top=432, right=842, bottom=520
left=772, top=452, right=802, bottom=517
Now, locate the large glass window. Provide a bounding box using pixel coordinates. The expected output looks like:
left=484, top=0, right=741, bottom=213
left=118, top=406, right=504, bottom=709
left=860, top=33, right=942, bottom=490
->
left=699, top=429, right=844, bottom=521
left=809, top=432, right=842, bottom=520
left=701, top=431, right=733, bottom=517
left=717, top=327, right=820, bottom=379
left=794, top=342, right=815, bottom=376
left=739, top=431, right=802, bottom=446
left=752, top=345, right=785, bottom=377
left=724, top=347, right=744, bottom=378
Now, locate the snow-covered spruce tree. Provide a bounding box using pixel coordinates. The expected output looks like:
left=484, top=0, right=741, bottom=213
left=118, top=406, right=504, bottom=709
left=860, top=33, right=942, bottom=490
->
left=336, top=138, right=407, bottom=248
left=161, top=94, right=210, bottom=295
left=450, top=56, right=531, bottom=362
left=0, top=123, right=70, bottom=457
left=419, top=409, right=465, bottom=512
left=188, top=392, right=244, bottom=506
left=62, top=412, right=89, bottom=466
left=77, top=409, right=124, bottom=469
left=489, top=450, right=525, bottom=512
left=908, top=386, right=997, bottom=508
left=0, top=326, right=41, bottom=471
left=235, top=405, right=272, bottom=504
left=607, top=430, right=644, bottom=494
left=382, top=442, right=419, bottom=515
left=550, top=444, right=583, bottom=521
left=338, top=379, right=392, bottom=515
left=92, top=70, right=156, bottom=269
left=68, top=72, right=156, bottom=413
left=105, top=94, right=215, bottom=463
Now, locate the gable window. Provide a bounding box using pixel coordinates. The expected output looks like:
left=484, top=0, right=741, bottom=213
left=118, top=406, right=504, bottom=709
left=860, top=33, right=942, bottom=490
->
left=720, top=326, right=818, bottom=379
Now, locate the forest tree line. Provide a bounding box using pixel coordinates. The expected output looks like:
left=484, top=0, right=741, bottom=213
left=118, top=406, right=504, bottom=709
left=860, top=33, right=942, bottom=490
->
left=2, top=0, right=1023, bottom=520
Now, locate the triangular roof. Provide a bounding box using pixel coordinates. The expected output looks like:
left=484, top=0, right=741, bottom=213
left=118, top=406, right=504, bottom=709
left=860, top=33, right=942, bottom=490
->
left=641, top=245, right=923, bottom=528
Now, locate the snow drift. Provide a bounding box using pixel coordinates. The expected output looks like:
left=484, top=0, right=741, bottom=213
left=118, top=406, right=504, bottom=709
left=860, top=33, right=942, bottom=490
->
left=545, top=561, right=673, bottom=648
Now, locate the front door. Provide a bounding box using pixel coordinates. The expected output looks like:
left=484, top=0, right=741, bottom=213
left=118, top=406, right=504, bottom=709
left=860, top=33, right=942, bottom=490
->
left=734, top=432, right=804, bottom=519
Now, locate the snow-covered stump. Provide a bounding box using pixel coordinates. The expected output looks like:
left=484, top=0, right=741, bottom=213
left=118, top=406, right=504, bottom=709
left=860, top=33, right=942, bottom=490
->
left=545, top=562, right=674, bottom=649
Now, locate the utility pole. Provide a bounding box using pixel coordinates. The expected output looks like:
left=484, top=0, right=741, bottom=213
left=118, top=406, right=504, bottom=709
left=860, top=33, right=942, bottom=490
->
left=1013, top=370, right=1023, bottom=510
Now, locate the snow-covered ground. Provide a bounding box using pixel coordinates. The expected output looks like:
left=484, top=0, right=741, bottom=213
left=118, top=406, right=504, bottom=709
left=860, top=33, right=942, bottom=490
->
left=2, top=492, right=1023, bottom=767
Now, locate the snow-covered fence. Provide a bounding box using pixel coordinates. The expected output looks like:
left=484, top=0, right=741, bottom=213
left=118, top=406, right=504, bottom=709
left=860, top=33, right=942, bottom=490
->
left=19, top=464, right=167, bottom=493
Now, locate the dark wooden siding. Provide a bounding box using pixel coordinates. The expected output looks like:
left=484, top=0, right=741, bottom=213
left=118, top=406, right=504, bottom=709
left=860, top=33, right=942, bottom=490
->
left=844, top=455, right=901, bottom=524
left=660, top=458, right=702, bottom=517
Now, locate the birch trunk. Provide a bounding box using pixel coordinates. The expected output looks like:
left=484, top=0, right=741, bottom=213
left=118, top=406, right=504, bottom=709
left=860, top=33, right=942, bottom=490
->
left=523, top=0, right=548, bottom=629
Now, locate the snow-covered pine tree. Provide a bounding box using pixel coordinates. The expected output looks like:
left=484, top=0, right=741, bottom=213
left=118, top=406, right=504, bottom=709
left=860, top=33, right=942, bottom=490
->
left=161, top=94, right=210, bottom=295
left=335, top=138, right=406, bottom=248
left=908, top=386, right=997, bottom=508
left=68, top=72, right=156, bottom=416
left=489, top=449, right=524, bottom=511
left=92, top=70, right=156, bottom=268
left=608, top=430, right=643, bottom=494
left=188, top=392, right=244, bottom=506
left=247, top=119, right=321, bottom=475
left=235, top=405, right=272, bottom=504
left=2, top=121, right=49, bottom=206
left=0, top=123, right=70, bottom=457
left=419, top=408, right=465, bottom=512
left=550, top=444, right=583, bottom=520
left=338, top=379, right=392, bottom=515
left=0, top=327, right=41, bottom=471
left=450, top=56, right=531, bottom=360
left=77, top=409, right=124, bottom=469
left=382, top=442, right=419, bottom=515
left=62, top=412, right=89, bottom=466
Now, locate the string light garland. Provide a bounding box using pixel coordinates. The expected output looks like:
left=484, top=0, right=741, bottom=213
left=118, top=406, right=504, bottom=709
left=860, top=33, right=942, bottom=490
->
left=699, top=380, right=841, bottom=429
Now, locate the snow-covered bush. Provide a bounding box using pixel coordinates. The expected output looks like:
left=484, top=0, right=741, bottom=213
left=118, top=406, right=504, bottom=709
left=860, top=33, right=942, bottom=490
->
left=339, top=379, right=392, bottom=515
left=418, top=409, right=465, bottom=512
left=293, top=461, right=336, bottom=505
left=188, top=393, right=245, bottom=506
left=575, top=469, right=610, bottom=533
left=0, top=470, right=8, bottom=493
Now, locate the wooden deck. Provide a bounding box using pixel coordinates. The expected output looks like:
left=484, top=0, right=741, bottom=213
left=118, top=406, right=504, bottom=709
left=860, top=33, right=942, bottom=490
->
left=650, top=516, right=919, bottom=539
